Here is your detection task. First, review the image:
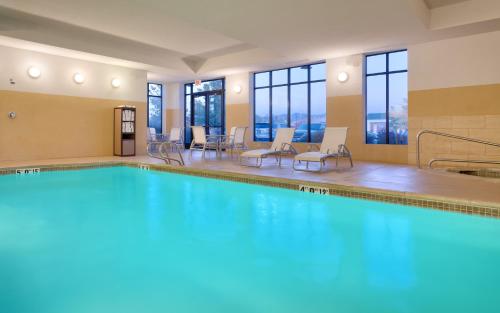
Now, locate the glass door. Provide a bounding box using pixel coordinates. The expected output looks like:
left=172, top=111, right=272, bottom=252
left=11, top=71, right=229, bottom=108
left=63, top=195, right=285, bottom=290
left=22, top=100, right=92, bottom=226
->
left=208, top=93, right=223, bottom=136
left=185, top=79, right=225, bottom=145
left=193, top=95, right=206, bottom=127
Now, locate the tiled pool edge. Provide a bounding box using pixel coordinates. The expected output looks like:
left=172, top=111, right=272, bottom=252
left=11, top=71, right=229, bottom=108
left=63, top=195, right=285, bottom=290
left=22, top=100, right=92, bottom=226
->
left=2, top=161, right=499, bottom=218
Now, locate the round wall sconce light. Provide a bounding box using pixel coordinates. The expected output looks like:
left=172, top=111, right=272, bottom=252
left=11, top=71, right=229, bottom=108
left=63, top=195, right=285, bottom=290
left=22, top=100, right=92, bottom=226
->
left=73, top=73, right=85, bottom=84
left=27, top=66, right=41, bottom=79
left=337, top=71, right=349, bottom=83
left=233, top=84, right=242, bottom=94
left=111, top=78, right=121, bottom=88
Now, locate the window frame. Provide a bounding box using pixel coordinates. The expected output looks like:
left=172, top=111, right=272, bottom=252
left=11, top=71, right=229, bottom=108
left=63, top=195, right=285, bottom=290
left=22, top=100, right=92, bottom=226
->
left=364, top=49, right=408, bottom=145
left=252, top=61, right=326, bottom=143
left=147, top=82, right=163, bottom=133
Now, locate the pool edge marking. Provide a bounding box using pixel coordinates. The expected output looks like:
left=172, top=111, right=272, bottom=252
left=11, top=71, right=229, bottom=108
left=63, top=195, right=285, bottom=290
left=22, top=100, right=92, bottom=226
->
left=299, top=184, right=330, bottom=195
left=16, top=167, right=40, bottom=175
left=139, top=164, right=150, bottom=170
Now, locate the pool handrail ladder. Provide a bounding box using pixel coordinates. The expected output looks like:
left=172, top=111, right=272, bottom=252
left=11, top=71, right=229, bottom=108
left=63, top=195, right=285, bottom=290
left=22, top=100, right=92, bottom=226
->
left=416, top=129, right=500, bottom=169
left=147, top=141, right=185, bottom=166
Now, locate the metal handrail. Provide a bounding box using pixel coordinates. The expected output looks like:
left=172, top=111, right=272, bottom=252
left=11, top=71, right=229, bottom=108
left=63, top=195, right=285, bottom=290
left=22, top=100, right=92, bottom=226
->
left=416, top=130, right=500, bottom=169
left=147, top=141, right=185, bottom=166
left=429, top=159, right=500, bottom=168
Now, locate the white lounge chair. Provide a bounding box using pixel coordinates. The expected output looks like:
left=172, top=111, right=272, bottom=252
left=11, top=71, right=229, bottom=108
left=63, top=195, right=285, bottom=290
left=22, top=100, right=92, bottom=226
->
left=189, top=126, right=217, bottom=159
left=240, top=128, right=296, bottom=167
left=148, top=127, right=158, bottom=142
left=147, top=128, right=167, bottom=155
left=168, top=127, right=184, bottom=152
left=231, top=127, right=248, bottom=157
left=221, top=126, right=248, bottom=158
left=293, top=127, right=353, bottom=172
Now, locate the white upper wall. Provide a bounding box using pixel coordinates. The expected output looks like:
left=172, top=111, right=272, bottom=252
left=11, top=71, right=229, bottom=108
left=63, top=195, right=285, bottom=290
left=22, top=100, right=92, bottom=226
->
left=430, top=0, right=500, bottom=29
left=165, top=82, right=183, bottom=110
left=226, top=72, right=250, bottom=105
left=326, top=55, right=363, bottom=98
left=0, top=45, right=147, bottom=102
left=409, top=30, right=500, bottom=91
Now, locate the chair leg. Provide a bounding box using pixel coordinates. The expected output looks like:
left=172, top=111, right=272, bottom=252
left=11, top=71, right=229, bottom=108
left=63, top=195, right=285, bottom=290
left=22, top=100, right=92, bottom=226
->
left=257, top=157, right=263, bottom=167
left=189, top=143, right=194, bottom=159
left=178, top=151, right=185, bottom=166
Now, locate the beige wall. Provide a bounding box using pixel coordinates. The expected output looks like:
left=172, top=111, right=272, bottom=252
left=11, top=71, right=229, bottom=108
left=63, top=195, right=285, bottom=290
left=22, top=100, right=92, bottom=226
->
left=328, top=95, right=408, bottom=163
left=408, top=84, right=500, bottom=166
left=0, top=90, right=147, bottom=161
left=0, top=45, right=148, bottom=162
left=165, top=108, right=183, bottom=130
left=407, top=31, right=500, bottom=167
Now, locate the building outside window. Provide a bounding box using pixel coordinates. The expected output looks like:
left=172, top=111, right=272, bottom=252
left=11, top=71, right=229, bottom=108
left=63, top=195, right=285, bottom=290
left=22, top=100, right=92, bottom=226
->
left=253, top=62, right=326, bottom=143
left=365, top=50, right=408, bottom=144
left=147, top=83, right=163, bottom=133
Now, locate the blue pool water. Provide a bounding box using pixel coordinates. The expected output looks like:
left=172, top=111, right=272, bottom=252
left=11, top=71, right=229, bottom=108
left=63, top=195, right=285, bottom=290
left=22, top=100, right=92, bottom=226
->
left=0, top=167, right=499, bottom=313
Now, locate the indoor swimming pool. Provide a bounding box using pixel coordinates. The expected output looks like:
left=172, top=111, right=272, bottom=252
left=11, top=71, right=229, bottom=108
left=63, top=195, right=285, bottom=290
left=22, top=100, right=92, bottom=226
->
left=0, top=166, right=499, bottom=313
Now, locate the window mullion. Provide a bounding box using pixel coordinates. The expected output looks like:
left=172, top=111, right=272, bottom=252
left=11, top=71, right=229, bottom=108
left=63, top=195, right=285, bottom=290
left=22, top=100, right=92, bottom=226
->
left=287, top=68, right=291, bottom=128
left=307, top=65, right=312, bottom=143
left=385, top=53, right=390, bottom=144
left=269, top=71, right=273, bottom=142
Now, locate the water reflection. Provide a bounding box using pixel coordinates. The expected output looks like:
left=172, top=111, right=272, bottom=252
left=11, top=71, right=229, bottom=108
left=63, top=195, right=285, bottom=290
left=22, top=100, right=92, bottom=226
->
left=363, top=211, right=415, bottom=289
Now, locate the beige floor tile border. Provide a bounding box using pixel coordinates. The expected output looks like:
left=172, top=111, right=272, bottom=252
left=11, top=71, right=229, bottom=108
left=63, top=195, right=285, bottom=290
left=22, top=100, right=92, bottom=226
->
left=1, top=161, right=499, bottom=218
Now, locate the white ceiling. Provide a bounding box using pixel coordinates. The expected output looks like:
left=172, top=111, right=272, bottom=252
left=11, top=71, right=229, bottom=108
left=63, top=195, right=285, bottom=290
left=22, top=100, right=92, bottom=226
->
left=0, top=0, right=499, bottom=82
left=0, top=0, right=243, bottom=55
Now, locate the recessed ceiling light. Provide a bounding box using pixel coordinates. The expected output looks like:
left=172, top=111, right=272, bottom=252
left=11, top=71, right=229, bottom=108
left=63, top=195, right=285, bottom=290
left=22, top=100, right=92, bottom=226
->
left=73, top=73, right=85, bottom=84
left=337, top=71, right=349, bottom=83
left=111, top=78, right=121, bottom=88
left=27, top=66, right=41, bottom=79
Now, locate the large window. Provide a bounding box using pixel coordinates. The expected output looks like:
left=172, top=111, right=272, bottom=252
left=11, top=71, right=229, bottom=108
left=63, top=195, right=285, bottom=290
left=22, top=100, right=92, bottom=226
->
left=365, top=50, right=408, bottom=144
left=253, top=62, right=326, bottom=143
left=184, top=79, right=225, bottom=145
left=147, top=83, right=163, bottom=133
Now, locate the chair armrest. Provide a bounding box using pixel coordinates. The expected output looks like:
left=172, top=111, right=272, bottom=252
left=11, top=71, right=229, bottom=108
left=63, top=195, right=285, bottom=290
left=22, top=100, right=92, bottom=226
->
left=149, top=133, right=168, bottom=141
left=339, top=144, right=351, bottom=156
left=205, top=134, right=219, bottom=143
left=280, top=143, right=298, bottom=155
